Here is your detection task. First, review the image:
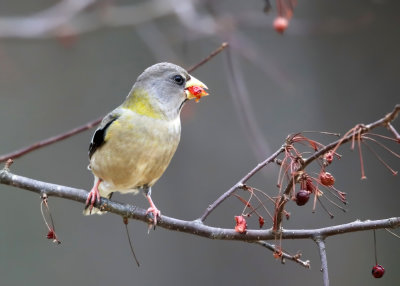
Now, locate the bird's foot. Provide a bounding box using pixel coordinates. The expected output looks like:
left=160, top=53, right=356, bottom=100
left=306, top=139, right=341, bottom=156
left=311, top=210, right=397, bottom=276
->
left=146, top=206, right=161, bottom=226
left=145, top=194, right=161, bottom=228
left=85, top=179, right=101, bottom=214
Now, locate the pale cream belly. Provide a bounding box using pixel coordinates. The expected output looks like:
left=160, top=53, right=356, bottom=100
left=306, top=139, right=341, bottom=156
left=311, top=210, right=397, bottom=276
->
left=90, top=113, right=181, bottom=193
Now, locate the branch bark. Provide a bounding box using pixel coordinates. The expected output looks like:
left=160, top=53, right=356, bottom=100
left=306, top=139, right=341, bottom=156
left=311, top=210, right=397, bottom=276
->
left=315, top=237, right=329, bottom=286
left=1, top=169, right=399, bottom=242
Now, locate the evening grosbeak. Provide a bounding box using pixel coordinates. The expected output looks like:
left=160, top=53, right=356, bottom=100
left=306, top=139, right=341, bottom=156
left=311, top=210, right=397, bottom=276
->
left=84, top=63, right=208, bottom=225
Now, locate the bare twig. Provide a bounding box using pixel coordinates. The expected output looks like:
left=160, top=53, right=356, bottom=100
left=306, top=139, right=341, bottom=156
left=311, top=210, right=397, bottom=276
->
left=387, top=122, right=400, bottom=142
left=199, top=146, right=285, bottom=222
left=315, top=237, right=329, bottom=286
left=0, top=0, right=178, bottom=39
left=0, top=117, right=102, bottom=163
left=385, top=228, right=400, bottom=239
left=123, top=217, right=140, bottom=267
left=187, top=42, right=228, bottom=73
left=255, top=240, right=310, bottom=268
left=0, top=0, right=96, bottom=38
left=223, top=44, right=271, bottom=158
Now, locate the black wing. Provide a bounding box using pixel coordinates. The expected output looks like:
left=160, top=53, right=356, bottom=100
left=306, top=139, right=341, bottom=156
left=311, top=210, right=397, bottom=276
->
left=89, top=113, right=119, bottom=159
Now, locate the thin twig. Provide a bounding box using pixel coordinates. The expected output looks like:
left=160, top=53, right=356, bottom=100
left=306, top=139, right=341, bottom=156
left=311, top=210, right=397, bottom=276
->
left=123, top=217, right=140, bottom=267
left=0, top=0, right=96, bottom=38
left=187, top=42, right=228, bottom=73
left=0, top=117, right=102, bottom=163
left=255, top=241, right=310, bottom=268
left=223, top=44, right=271, bottom=158
left=315, top=237, right=329, bottom=286
left=385, top=228, right=400, bottom=239
left=199, top=146, right=285, bottom=222
left=387, top=122, right=400, bottom=141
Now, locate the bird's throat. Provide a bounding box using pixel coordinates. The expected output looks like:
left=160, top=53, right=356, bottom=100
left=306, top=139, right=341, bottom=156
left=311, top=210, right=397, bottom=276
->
left=123, top=89, right=163, bottom=119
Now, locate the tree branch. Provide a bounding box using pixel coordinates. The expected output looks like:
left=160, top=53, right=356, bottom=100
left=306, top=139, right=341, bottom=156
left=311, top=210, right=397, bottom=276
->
left=202, top=105, right=400, bottom=226
left=273, top=104, right=400, bottom=230
left=187, top=42, right=229, bottom=73
left=199, top=146, right=285, bottom=222
left=255, top=240, right=310, bottom=268
left=1, top=169, right=399, bottom=242
left=0, top=117, right=102, bottom=163
left=0, top=0, right=96, bottom=38
left=315, top=237, right=329, bottom=286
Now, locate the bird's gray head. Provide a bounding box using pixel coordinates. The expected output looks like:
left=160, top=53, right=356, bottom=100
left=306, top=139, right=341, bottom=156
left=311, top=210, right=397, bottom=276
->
left=124, top=63, right=208, bottom=120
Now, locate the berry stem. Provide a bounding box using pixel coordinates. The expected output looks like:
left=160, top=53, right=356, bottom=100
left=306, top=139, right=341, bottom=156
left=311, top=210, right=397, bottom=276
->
left=373, top=230, right=378, bottom=265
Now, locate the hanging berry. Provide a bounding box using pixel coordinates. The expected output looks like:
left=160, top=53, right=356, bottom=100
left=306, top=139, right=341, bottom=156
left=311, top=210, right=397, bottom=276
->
left=319, top=171, right=335, bottom=186
left=295, top=190, right=310, bottom=206
left=234, top=215, right=247, bottom=234
left=273, top=17, right=289, bottom=34
left=371, top=264, right=385, bottom=278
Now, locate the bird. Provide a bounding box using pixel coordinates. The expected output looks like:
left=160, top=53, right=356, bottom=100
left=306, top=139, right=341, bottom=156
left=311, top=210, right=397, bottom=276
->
left=84, top=62, right=208, bottom=225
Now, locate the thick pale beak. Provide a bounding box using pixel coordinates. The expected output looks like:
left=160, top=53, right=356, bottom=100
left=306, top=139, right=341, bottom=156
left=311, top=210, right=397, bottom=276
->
left=184, top=75, right=209, bottom=101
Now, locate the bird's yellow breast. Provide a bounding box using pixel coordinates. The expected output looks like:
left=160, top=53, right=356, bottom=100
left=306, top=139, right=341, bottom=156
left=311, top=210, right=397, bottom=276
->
left=90, top=109, right=181, bottom=193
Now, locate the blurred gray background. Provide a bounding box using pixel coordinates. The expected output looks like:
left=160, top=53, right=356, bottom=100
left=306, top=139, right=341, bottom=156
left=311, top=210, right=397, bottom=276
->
left=0, top=0, right=399, bottom=285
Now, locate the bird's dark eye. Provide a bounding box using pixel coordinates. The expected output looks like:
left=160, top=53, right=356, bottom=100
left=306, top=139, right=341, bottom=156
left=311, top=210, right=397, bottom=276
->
left=173, top=74, right=185, bottom=86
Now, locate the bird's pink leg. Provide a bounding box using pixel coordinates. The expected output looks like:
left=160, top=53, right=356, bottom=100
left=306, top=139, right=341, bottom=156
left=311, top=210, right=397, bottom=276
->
left=146, top=194, right=161, bottom=225
left=86, top=178, right=102, bottom=214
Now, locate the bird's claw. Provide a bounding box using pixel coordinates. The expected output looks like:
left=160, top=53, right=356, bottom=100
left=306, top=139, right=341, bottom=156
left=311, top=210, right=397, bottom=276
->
left=146, top=206, right=161, bottom=226
left=85, top=188, right=100, bottom=214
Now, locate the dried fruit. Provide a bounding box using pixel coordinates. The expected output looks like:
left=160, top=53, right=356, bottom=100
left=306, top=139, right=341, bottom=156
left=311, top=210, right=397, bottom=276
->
left=273, top=17, right=289, bottom=34
left=259, top=216, right=265, bottom=228
left=295, top=190, right=310, bottom=206
left=320, top=171, right=335, bottom=186
left=234, top=215, right=247, bottom=234
left=324, top=151, right=334, bottom=164
left=46, top=230, right=56, bottom=240
left=372, top=264, right=385, bottom=278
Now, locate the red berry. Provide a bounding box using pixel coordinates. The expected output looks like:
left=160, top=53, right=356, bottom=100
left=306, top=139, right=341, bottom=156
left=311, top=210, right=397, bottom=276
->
left=273, top=17, right=289, bottom=34
left=46, top=230, right=56, bottom=239
left=320, top=171, right=335, bottom=186
left=372, top=264, right=385, bottom=278
left=324, top=151, right=334, bottom=164
left=234, top=215, right=247, bottom=234
left=295, top=190, right=310, bottom=206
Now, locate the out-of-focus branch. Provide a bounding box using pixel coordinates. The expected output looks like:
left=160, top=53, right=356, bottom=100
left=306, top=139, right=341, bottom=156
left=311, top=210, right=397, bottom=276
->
left=0, top=0, right=204, bottom=39
left=0, top=0, right=96, bottom=38
left=223, top=44, right=271, bottom=158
